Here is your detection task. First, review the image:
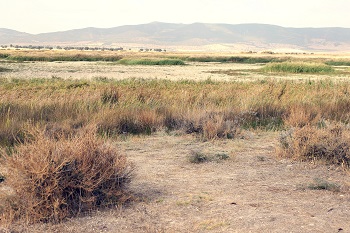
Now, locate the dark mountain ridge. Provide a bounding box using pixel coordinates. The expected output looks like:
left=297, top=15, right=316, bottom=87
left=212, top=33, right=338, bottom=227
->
left=1, top=22, right=350, bottom=51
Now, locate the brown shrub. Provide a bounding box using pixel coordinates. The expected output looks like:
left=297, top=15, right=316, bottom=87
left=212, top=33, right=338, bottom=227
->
left=284, top=104, right=320, bottom=128
left=1, top=126, right=132, bottom=224
left=278, top=124, right=350, bottom=167
left=202, top=114, right=239, bottom=140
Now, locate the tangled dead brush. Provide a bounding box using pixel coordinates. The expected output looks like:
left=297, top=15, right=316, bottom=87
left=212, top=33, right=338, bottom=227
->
left=1, top=126, right=133, bottom=224
left=278, top=123, right=350, bottom=168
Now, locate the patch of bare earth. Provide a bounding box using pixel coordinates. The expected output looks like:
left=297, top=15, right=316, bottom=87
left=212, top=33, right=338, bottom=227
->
left=2, top=61, right=349, bottom=83
left=11, top=131, right=350, bottom=233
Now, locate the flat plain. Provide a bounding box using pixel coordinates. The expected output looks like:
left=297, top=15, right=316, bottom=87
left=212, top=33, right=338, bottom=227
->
left=1, top=50, right=350, bottom=232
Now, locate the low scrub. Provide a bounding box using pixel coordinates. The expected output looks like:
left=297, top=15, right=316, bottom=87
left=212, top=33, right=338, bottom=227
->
left=1, top=126, right=132, bottom=224
left=184, top=56, right=285, bottom=64
left=325, top=60, right=350, bottom=66
left=117, top=59, right=185, bottom=66
left=278, top=124, right=350, bottom=168
left=262, top=62, right=335, bottom=73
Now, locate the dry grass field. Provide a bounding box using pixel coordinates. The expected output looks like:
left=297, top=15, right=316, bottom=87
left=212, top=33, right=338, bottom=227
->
left=1, top=50, right=350, bottom=232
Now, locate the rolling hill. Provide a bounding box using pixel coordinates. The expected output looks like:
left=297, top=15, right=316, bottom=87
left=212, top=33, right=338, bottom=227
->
left=1, top=22, right=350, bottom=52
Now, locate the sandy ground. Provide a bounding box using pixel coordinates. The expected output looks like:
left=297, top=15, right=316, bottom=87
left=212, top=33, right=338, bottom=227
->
left=1, top=61, right=349, bottom=82
left=5, top=131, right=349, bottom=233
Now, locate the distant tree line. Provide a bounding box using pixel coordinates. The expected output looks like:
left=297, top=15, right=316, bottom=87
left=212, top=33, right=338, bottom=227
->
left=0, top=44, right=167, bottom=52
left=139, top=48, right=166, bottom=52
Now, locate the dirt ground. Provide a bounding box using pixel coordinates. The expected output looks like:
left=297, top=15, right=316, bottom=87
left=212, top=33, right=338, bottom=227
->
left=7, top=131, right=349, bottom=233
left=1, top=61, right=349, bottom=82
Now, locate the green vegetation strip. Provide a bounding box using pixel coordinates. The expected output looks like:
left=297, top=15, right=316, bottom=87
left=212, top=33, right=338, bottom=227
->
left=262, top=62, right=335, bottom=73
left=179, top=56, right=286, bottom=64
left=117, top=59, right=185, bottom=65
left=325, top=60, right=350, bottom=66
left=0, top=53, right=122, bottom=62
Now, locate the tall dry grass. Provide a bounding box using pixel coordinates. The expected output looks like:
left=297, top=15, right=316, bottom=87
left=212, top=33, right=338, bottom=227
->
left=1, top=78, right=350, bottom=147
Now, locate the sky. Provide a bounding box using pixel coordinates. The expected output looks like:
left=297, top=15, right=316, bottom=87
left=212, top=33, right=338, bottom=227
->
left=2, top=0, right=350, bottom=34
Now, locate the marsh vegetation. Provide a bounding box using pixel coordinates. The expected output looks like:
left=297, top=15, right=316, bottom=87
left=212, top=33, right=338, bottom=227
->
left=1, top=50, right=350, bottom=231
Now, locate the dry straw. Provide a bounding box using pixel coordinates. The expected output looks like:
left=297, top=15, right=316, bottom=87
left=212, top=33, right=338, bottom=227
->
left=1, top=125, right=133, bottom=224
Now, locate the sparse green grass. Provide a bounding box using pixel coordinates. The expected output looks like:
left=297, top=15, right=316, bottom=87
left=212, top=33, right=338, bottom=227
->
left=189, top=151, right=230, bottom=163
left=262, top=62, right=335, bottom=73
left=307, top=178, right=340, bottom=192
left=325, top=60, right=350, bottom=66
left=117, top=59, right=185, bottom=65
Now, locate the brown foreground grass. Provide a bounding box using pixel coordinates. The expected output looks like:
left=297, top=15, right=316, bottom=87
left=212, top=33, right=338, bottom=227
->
left=1, top=77, right=350, bottom=149
left=0, top=126, right=132, bottom=226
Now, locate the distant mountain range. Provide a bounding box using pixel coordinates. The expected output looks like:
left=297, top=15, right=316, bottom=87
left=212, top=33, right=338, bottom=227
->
left=1, top=22, right=350, bottom=52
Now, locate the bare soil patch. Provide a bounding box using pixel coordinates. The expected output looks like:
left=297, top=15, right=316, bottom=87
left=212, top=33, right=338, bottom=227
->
left=8, top=131, right=350, bottom=232
left=1, top=61, right=349, bottom=82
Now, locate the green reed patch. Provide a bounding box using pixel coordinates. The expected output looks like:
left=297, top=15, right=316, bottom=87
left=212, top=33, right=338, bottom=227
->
left=117, top=59, right=185, bottom=66
left=262, top=62, right=335, bottom=73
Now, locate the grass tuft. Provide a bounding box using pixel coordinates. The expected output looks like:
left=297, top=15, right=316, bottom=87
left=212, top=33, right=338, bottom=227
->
left=189, top=151, right=210, bottom=163
left=214, top=153, right=230, bottom=161
left=307, top=178, right=340, bottom=192
left=189, top=151, right=230, bottom=164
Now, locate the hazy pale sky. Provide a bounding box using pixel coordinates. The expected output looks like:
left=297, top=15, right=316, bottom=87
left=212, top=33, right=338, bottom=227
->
left=2, top=0, right=350, bottom=34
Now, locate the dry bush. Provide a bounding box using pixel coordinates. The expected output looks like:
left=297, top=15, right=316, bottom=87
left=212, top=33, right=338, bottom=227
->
left=1, top=126, right=132, bottom=224
left=202, top=113, right=240, bottom=140
left=278, top=124, right=350, bottom=167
